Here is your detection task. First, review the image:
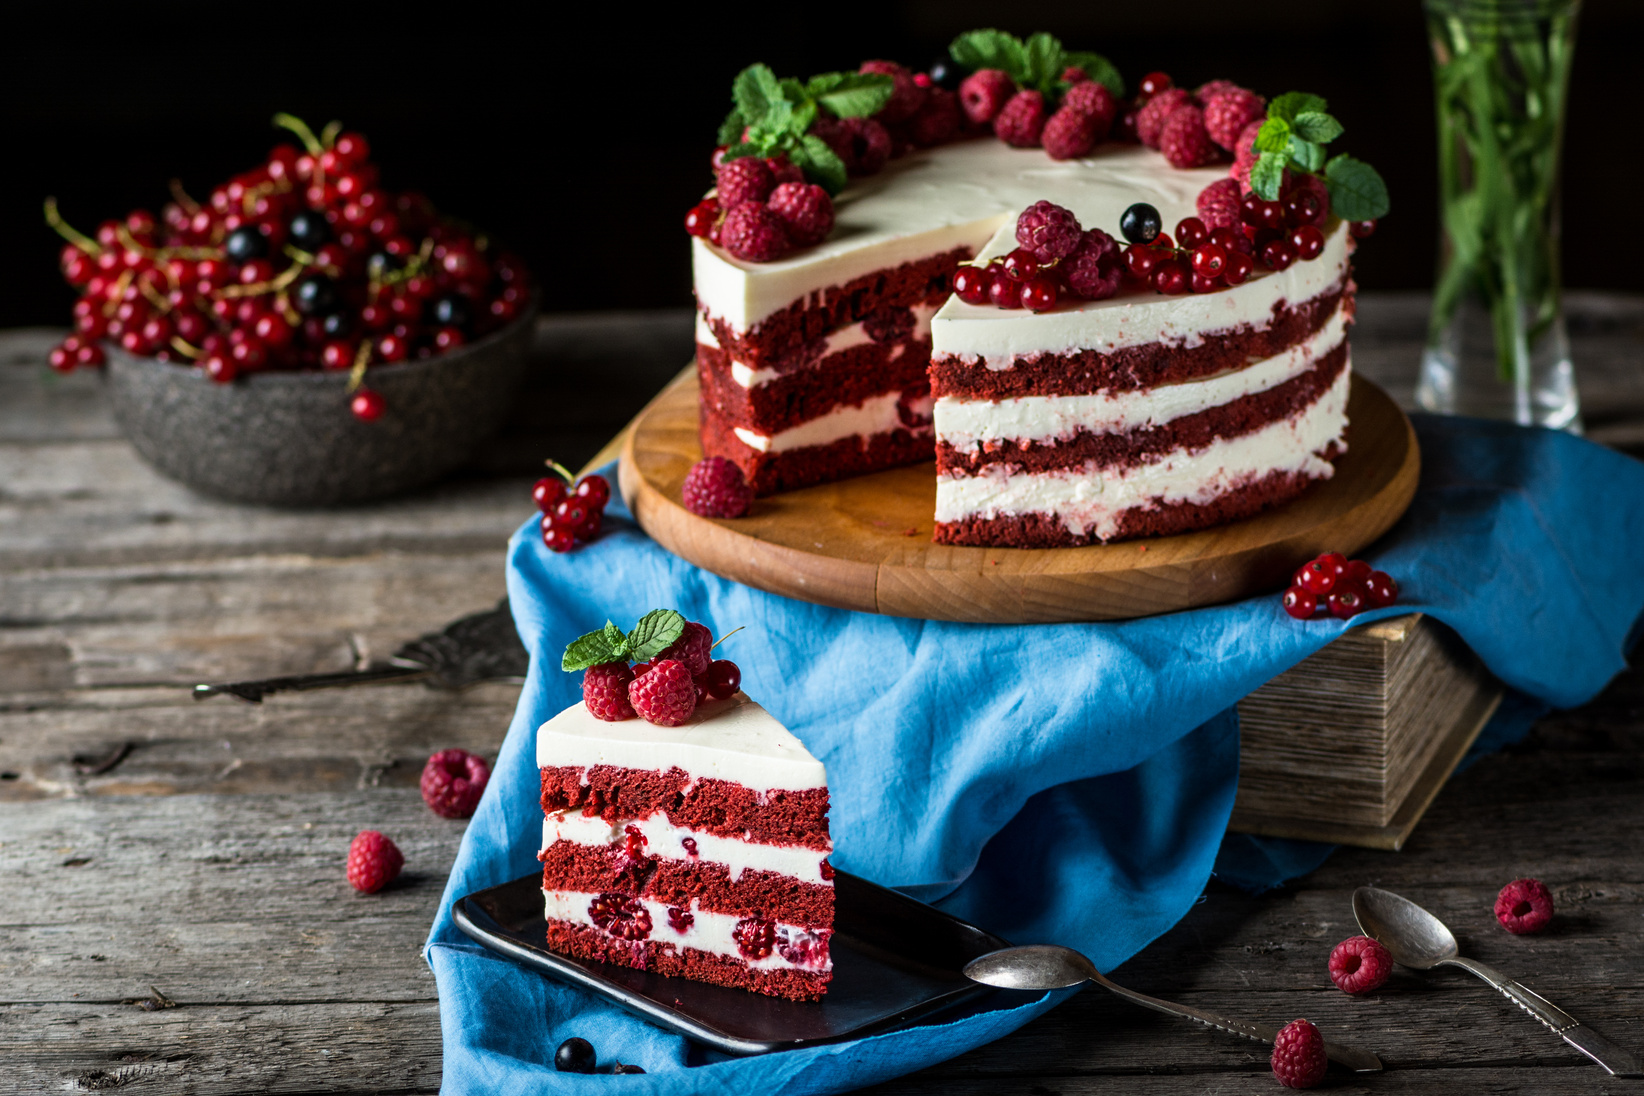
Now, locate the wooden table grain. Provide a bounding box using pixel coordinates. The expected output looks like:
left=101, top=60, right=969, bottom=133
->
left=3, top=294, right=1642, bottom=1095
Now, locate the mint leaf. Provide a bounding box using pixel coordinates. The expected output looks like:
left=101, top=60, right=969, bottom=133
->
left=950, top=29, right=1027, bottom=82
left=1268, top=91, right=1328, bottom=124
left=796, top=134, right=848, bottom=195
left=716, top=108, right=747, bottom=148
left=1325, top=154, right=1390, bottom=220
left=1254, top=117, right=1292, bottom=154
left=732, top=64, right=786, bottom=129
left=562, top=621, right=630, bottom=672
left=789, top=97, right=818, bottom=139
left=807, top=72, right=894, bottom=118
left=1250, top=152, right=1287, bottom=201
left=1060, top=50, right=1125, bottom=97
left=1288, top=136, right=1326, bottom=173
left=1291, top=110, right=1343, bottom=144
left=717, top=142, right=762, bottom=163
left=1023, top=31, right=1063, bottom=90
left=626, top=609, right=686, bottom=663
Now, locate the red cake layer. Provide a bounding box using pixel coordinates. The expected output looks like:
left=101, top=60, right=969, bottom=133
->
left=539, top=840, right=832, bottom=929
left=936, top=344, right=1349, bottom=478
left=697, top=333, right=932, bottom=434
left=930, top=283, right=1350, bottom=401
left=701, top=248, right=969, bottom=368
left=933, top=457, right=1343, bottom=548
left=540, top=765, right=830, bottom=850
left=546, top=918, right=830, bottom=1002
left=700, top=398, right=934, bottom=496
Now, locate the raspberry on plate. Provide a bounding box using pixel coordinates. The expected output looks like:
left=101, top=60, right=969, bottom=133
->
left=1270, top=1018, right=1328, bottom=1089
left=346, top=830, right=404, bottom=893
left=1495, top=877, right=1554, bottom=934
left=1328, top=935, right=1393, bottom=994
left=628, top=658, right=697, bottom=726
left=682, top=456, right=754, bottom=518
left=420, top=748, right=491, bottom=818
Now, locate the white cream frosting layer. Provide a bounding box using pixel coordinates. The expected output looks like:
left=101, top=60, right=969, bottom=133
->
left=693, top=141, right=1227, bottom=334
left=707, top=303, right=941, bottom=390
left=542, top=889, right=830, bottom=972
left=931, top=220, right=1351, bottom=364
left=542, top=810, right=831, bottom=885
left=536, top=693, right=825, bottom=793
left=935, top=362, right=1351, bottom=541
left=935, top=303, right=1350, bottom=450
left=732, top=388, right=931, bottom=454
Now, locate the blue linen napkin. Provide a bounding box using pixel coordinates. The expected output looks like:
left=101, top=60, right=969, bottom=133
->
left=426, top=415, right=1644, bottom=1094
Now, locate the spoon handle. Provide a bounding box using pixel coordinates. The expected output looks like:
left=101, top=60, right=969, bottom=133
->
left=1446, top=958, right=1644, bottom=1078
left=1090, top=972, right=1383, bottom=1072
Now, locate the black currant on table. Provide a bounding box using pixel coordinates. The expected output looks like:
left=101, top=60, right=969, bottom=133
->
left=554, top=1037, right=596, bottom=1074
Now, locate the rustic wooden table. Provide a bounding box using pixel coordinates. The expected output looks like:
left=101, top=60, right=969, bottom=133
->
left=3, top=293, right=1642, bottom=1095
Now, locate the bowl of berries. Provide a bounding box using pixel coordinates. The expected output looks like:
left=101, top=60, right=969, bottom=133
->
left=48, top=114, right=537, bottom=507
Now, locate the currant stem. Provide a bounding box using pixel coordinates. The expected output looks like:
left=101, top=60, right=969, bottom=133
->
left=169, top=336, right=205, bottom=361
left=346, top=342, right=371, bottom=393
left=544, top=459, right=577, bottom=485
left=168, top=179, right=202, bottom=215
left=709, top=626, right=745, bottom=651
left=43, top=198, right=101, bottom=254
left=272, top=113, right=324, bottom=156
left=319, top=120, right=343, bottom=149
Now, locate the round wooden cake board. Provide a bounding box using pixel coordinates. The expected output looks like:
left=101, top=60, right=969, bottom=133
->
left=619, top=370, right=1420, bottom=624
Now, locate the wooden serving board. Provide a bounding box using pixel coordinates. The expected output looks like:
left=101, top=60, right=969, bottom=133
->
left=618, top=369, right=1420, bottom=623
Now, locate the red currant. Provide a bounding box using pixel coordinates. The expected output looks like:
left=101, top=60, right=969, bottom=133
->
left=1137, top=71, right=1173, bottom=100
left=578, top=509, right=603, bottom=541
left=433, top=327, right=465, bottom=353
left=1125, top=243, right=1162, bottom=279
left=230, top=336, right=268, bottom=372
left=1152, top=260, right=1188, bottom=295
left=953, top=265, right=991, bottom=305
left=1151, top=232, right=1174, bottom=252
left=376, top=333, right=408, bottom=363
left=1261, top=238, right=1298, bottom=270
left=574, top=475, right=610, bottom=510
left=48, top=341, right=75, bottom=373
left=1290, top=224, right=1325, bottom=261
left=1189, top=271, right=1221, bottom=294
left=1328, top=585, right=1365, bottom=620
left=350, top=389, right=386, bottom=421
left=1282, top=188, right=1323, bottom=227
left=239, top=259, right=276, bottom=285
left=1175, top=217, right=1208, bottom=250
left=988, top=270, right=1025, bottom=309
left=74, top=342, right=105, bottom=368
left=554, top=499, right=589, bottom=529
left=320, top=340, right=356, bottom=371
left=704, top=659, right=741, bottom=700
left=1021, top=275, right=1059, bottom=312
left=541, top=518, right=576, bottom=553
left=1297, top=558, right=1338, bottom=595
left=1364, top=571, right=1399, bottom=608
left=204, top=353, right=237, bottom=383
left=684, top=199, right=719, bottom=238
left=1349, top=219, right=1377, bottom=238
left=1223, top=250, right=1255, bottom=285
left=254, top=312, right=294, bottom=349
left=1002, top=248, right=1040, bottom=282
left=1315, top=553, right=1348, bottom=580
left=1191, top=243, right=1226, bottom=279
left=1342, top=559, right=1373, bottom=587
left=332, top=131, right=370, bottom=163
left=533, top=477, right=567, bottom=511
left=1241, top=196, right=1286, bottom=232
left=1282, top=586, right=1317, bottom=620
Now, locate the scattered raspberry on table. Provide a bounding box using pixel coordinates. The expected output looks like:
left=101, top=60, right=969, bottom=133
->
left=1495, top=877, right=1554, bottom=934
left=346, top=829, right=403, bottom=893
left=419, top=748, right=490, bottom=819
left=1328, top=934, right=1392, bottom=994
left=1270, top=1018, right=1329, bottom=1088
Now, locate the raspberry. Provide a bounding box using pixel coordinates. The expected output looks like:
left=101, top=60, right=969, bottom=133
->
left=715, top=157, right=775, bottom=210
left=419, top=748, right=491, bottom=819
left=682, top=455, right=754, bottom=517
left=1196, top=177, right=1243, bottom=230
left=1328, top=935, right=1393, bottom=994
left=732, top=916, right=776, bottom=960
left=1270, top=1019, right=1328, bottom=1089
left=1062, top=229, right=1123, bottom=300
left=1061, top=65, right=1090, bottom=85
left=1015, top=200, right=1083, bottom=262
left=583, top=661, right=637, bottom=721
left=628, top=658, right=697, bottom=726
left=993, top=90, right=1048, bottom=147
left=588, top=892, right=652, bottom=940
left=958, top=69, right=1015, bottom=124
left=776, top=926, right=831, bottom=967
left=718, top=203, right=791, bottom=263
left=1203, top=88, right=1266, bottom=151
left=907, top=87, right=961, bottom=146
left=667, top=906, right=694, bottom=933
left=1041, top=107, right=1098, bottom=160
left=1195, top=78, right=1241, bottom=104
left=860, top=60, right=927, bottom=124
left=346, top=830, right=403, bottom=894
left=657, top=621, right=713, bottom=677
left=767, top=182, right=834, bottom=246
left=766, top=155, right=804, bottom=186
left=1495, top=878, right=1554, bottom=934
left=1159, top=106, right=1220, bottom=168
left=1060, top=80, right=1118, bottom=139
left=1230, top=119, right=1265, bottom=190
left=819, top=116, right=892, bottom=176
left=1136, top=87, right=1192, bottom=148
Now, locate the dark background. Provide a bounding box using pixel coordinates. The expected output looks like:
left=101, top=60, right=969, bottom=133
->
left=4, top=0, right=1638, bottom=331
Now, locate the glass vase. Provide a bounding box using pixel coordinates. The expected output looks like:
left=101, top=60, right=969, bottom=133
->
left=1417, top=0, right=1582, bottom=431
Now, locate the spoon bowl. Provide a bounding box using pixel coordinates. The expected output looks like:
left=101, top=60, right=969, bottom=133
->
left=1351, top=886, right=1460, bottom=970
left=962, top=945, right=1098, bottom=991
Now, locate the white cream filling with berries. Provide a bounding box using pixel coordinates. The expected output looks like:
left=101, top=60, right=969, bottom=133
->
left=935, top=303, right=1350, bottom=450
left=542, top=810, right=832, bottom=885
left=543, top=888, right=832, bottom=972
left=699, top=304, right=940, bottom=390
left=934, top=363, right=1350, bottom=541
left=733, top=387, right=932, bottom=454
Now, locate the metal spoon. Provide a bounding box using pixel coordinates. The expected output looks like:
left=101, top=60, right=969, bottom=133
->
left=1353, top=886, right=1644, bottom=1077
left=963, top=945, right=1383, bottom=1072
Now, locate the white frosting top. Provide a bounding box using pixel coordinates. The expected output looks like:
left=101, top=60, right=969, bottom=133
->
left=692, top=140, right=1228, bottom=333
left=535, top=693, right=826, bottom=792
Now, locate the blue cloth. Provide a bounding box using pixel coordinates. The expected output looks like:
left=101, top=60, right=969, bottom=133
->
left=426, top=415, right=1644, bottom=1094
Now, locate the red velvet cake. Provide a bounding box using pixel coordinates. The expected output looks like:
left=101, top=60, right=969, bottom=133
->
left=537, top=691, right=834, bottom=1001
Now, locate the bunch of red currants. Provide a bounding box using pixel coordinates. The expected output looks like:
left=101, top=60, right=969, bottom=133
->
left=534, top=463, right=610, bottom=552
left=1282, top=551, right=1398, bottom=620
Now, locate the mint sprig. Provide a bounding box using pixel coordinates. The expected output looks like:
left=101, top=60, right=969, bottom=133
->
left=561, top=609, right=686, bottom=672
left=949, top=29, right=1124, bottom=98
left=1247, top=90, right=1389, bottom=222
left=714, top=63, right=891, bottom=195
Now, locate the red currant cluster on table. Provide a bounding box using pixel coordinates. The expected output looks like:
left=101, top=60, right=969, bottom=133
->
left=564, top=610, right=742, bottom=729
left=1282, top=552, right=1398, bottom=621
left=46, top=113, right=530, bottom=420
left=533, top=462, right=610, bottom=552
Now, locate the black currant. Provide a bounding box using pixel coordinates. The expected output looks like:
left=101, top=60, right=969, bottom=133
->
left=928, top=59, right=964, bottom=90
left=554, top=1038, right=596, bottom=1074
left=293, top=276, right=339, bottom=316
left=224, top=226, right=268, bottom=263
left=429, top=294, right=473, bottom=329
left=1119, top=203, right=1163, bottom=245
left=288, top=210, right=330, bottom=251
left=320, top=312, right=351, bottom=338
left=367, top=251, right=404, bottom=280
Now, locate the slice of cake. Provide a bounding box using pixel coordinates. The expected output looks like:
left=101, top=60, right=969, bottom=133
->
left=537, top=684, right=834, bottom=1001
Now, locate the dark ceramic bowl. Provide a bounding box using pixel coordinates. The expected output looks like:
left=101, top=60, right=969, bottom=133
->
left=106, top=302, right=538, bottom=507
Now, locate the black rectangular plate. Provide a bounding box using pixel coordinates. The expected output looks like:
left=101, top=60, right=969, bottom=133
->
left=453, top=869, right=1019, bottom=1055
